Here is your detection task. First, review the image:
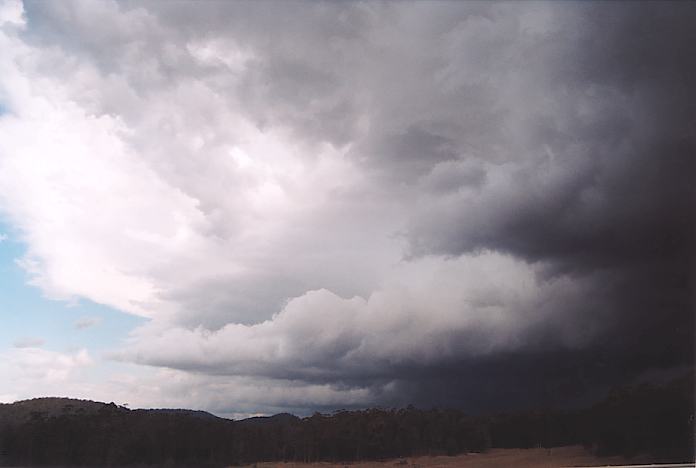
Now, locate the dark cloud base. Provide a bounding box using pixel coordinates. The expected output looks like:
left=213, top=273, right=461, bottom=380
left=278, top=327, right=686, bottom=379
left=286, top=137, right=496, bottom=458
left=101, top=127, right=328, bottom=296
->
left=401, top=2, right=696, bottom=411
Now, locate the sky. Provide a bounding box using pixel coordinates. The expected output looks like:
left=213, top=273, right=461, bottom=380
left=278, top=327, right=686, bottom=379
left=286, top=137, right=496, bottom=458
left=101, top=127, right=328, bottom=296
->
left=0, top=0, right=693, bottom=418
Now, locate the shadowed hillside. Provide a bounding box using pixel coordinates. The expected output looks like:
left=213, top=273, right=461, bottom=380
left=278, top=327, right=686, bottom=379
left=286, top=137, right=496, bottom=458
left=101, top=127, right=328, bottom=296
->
left=0, top=374, right=692, bottom=466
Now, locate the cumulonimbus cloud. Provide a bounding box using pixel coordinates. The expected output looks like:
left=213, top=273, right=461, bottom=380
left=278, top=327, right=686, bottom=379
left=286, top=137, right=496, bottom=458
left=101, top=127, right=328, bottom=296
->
left=0, top=0, right=693, bottom=412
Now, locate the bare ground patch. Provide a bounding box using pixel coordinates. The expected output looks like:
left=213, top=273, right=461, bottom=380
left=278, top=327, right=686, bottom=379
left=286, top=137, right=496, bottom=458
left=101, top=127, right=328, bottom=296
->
left=244, top=446, right=647, bottom=468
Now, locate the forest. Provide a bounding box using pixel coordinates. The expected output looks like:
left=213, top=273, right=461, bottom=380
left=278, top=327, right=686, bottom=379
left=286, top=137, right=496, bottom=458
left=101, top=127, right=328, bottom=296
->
left=0, top=373, right=692, bottom=466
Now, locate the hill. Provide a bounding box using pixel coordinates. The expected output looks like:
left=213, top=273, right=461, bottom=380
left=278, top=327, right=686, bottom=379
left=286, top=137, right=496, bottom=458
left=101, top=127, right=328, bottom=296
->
left=0, top=374, right=692, bottom=466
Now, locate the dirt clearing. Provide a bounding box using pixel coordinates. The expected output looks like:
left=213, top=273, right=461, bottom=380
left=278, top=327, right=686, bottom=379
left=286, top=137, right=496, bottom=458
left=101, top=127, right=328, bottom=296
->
left=244, top=446, right=665, bottom=468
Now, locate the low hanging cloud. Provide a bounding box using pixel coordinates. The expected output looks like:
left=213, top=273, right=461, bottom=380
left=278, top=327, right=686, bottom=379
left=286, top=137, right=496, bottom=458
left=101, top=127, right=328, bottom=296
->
left=0, top=347, right=91, bottom=394
left=0, top=0, right=693, bottom=412
left=122, top=253, right=593, bottom=374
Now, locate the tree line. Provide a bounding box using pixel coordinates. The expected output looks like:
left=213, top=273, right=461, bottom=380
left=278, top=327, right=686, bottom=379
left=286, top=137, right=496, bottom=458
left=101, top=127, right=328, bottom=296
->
left=0, top=373, right=692, bottom=466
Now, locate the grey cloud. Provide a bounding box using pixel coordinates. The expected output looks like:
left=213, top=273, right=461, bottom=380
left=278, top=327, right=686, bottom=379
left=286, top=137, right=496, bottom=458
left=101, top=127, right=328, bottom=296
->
left=163, top=273, right=307, bottom=328
left=74, top=316, right=102, bottom=330
left=403, top=3, right=696, bottom=265
left=420, top=160, right=487, bottom=195
left=399, top=2, right=696, bottom=382
left=13, top=336, right=45, bottom=348
left=351, top=126, right=460, bottom=184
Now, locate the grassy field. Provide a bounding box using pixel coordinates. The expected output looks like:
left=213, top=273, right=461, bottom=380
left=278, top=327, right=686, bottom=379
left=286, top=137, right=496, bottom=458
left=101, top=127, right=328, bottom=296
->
left=245, top=446, right=650, bottom=468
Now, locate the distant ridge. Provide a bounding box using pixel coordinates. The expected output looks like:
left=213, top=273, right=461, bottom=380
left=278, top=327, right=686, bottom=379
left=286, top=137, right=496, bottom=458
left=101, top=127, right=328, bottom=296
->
left=237, top=412, right=300, bottom=426
left=0, top=375, right=692, bottom=466
left=0, top=397, right=124, bottom=423
left=134, top=407, right=225, bottom=421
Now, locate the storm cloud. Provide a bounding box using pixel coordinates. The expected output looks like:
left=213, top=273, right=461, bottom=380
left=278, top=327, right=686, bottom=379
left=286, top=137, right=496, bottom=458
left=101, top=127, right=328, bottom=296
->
left=0, top=0, right=693, bottom=414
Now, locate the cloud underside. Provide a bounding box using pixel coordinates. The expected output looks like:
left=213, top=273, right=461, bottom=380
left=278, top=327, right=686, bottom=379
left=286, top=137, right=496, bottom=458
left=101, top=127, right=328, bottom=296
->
left=0, top=0, right=693, bottom=413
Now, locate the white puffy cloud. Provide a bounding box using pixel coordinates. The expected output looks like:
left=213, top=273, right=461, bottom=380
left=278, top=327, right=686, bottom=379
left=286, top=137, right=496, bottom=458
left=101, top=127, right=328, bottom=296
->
left=0, top=0, right=22, bottom=27
left=0, top=347, right=92, bottom=400
left=0, top=0, right=397, bottom=325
